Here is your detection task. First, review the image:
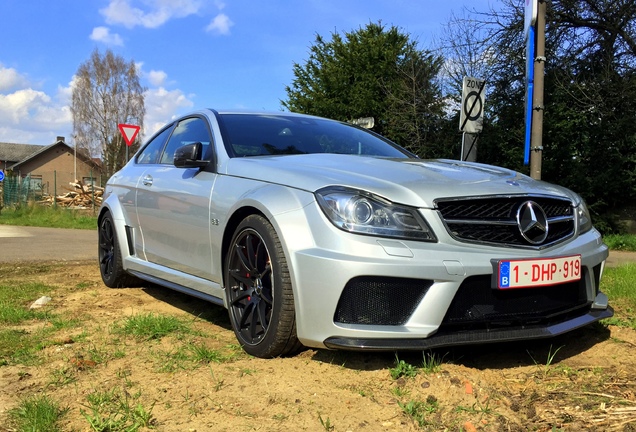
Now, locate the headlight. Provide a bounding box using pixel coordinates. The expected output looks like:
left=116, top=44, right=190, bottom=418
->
left=575, top=197, right=593, bottom=234
left=315, top=187, right=436, bottom=241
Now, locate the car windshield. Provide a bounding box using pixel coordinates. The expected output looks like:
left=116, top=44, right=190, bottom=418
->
left=218, top=113, right=412, bottom=158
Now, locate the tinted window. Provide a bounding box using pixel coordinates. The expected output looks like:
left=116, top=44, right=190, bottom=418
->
left=218, top=114, right=411, bottom=158
left=137, top=125, right=173, bottom=164
left=160, top=117, right=212, bottom=164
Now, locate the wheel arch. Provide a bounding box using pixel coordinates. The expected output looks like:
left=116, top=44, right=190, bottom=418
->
left=98, top=194, right=136, bottom=265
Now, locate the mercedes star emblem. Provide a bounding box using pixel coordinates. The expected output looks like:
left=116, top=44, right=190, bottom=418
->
left=516, top=201, right=549, bottom=244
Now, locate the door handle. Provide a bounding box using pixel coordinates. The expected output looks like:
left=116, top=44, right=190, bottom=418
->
left=142, top=175, right=153, bottom=186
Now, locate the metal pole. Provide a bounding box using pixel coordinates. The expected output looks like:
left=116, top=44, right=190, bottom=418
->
left=530, top=0, right=546, bottom=179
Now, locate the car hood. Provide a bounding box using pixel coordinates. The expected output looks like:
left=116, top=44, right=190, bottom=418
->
left=222, top=154, right=575, bottom=208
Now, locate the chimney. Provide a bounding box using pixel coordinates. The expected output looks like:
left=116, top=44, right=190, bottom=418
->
left=56, top=136, right=65, bottom=143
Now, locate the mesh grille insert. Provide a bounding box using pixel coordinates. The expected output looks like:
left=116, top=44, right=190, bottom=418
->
left=334, top=277, right=433, bottom=326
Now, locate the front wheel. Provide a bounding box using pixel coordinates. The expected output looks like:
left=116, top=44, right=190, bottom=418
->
left=225, top=215, right=300, bottom=358
left=98, top=212, right=138, bottom=288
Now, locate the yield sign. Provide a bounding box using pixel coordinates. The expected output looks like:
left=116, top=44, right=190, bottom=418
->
left=118, top=123, right=140, bottom=146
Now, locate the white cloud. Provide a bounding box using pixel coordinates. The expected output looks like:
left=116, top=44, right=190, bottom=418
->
left=0, top=84, right=72, bottom=144
left=205, top=13, right=233, bottom=35
left=144, top=86, right=195, bottom=137
left=0, top=65, right=193, bottom=147
left=0, top=65, right=30, bottom=92
left=147, top=70, right=167, bottom=87
left=89, top=26, right=124, bottom=46
left=100, top=0, right=203, bottom=29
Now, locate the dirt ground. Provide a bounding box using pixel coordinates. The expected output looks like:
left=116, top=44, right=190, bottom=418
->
left=1, top=260, right=636, bottom=431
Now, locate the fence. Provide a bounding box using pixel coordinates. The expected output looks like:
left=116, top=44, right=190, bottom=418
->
left=1, top=170, right=98, bottom=210
left=1, top=174, right=39, bottom=207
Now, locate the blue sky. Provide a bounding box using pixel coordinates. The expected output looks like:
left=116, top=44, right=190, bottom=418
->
left=0, top=0, right=495, bottom=146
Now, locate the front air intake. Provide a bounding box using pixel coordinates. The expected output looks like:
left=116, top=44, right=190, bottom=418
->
left=334, top=276, right=433, bottom=325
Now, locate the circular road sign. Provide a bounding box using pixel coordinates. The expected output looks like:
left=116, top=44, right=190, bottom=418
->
left=459, top=77, right=486, bottom=133
left=0, top=170, right=4, bottom=182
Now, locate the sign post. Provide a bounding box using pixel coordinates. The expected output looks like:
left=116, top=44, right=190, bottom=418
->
left=459, top=76, right=486, bottom=162
left=118, top=123, right=141, bottom=162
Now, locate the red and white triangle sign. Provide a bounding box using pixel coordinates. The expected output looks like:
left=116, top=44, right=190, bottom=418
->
left=118, top=123, right=141, bottom=146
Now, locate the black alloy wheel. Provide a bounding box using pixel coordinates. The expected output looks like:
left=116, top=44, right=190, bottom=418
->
left=225, top=215, right=299, bottom=358
left=98, top=212, right=137, bottom=288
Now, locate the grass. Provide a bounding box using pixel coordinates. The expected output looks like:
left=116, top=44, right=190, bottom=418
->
left=81, top=386, right=155, bottom=431
left=113, top=312, right=190, bottom=340
left=604, top=234, right=636, bottom=251
left=389, top=356, right=418, bottom=379
left=601, top=264, right=636, bottom=329
left=0, top=203, right=97, bottom=229
left=8, top=394, right=68, bottom=432
left=0, top=280, right=60, bottom=365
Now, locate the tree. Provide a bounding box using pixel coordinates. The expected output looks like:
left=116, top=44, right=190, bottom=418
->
left=437, top=0, right=636, bottom=232
left=71, top=49, right=145, bottom=180
left=282, top=22, right=446, bottom=155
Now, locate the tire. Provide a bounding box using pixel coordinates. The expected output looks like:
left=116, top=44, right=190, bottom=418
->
left=225, top=215, right=301, bottom=358
left=98, top=212, right=138, bottom=288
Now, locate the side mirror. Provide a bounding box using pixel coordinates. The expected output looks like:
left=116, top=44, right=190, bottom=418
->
left=173, top=142, right=210, bottom=168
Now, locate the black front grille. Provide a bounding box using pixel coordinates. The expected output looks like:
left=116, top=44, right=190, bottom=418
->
left=334, top=277, right=433, bottom=326
left=436, top=196, right=575, bottom=247
left=441, top=274, right=589, bottom=328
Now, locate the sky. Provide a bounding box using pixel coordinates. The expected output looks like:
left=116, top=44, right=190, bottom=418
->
left=0, top=0, right=496, bottom=147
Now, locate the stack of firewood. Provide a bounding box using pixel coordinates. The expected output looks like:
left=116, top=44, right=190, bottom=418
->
left=40, top=180, right=104, bottom=208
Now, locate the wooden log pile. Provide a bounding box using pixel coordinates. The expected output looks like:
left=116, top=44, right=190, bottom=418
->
left=40, top=180, right=104, bottom=208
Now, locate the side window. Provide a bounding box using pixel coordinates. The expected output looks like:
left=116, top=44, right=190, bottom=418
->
left=160, top=117, right=212, bottom=164
left=137, top=126, right=173, bottom=164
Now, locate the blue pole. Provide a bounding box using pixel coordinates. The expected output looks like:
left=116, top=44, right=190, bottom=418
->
left=524, top=25, right=536, bottom=165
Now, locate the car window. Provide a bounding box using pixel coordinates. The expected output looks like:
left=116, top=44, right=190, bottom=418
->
left=137, top=125, right=173, bottom=164
left=160, top=117, right=212, bottom=164
left=218, top=114, right=411, bottom=158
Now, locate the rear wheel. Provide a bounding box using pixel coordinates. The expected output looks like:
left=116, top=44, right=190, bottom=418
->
left=98, top=212, right=138, bottom=288
left=225, top=215, right=300, bottom=358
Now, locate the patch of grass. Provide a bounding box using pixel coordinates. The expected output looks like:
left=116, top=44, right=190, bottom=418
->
left=81, top=386, right=155, bottom=431
left=318, top=412, right=334, bottom=431
left=0, top=204, right=97, bottom=229
left=602, top=264, right=636, bottom=329
left=154, top=346, right=191, bottom=373
left=114, top=312, right=190, bottom=340
left=188, top=343, right=228, bottom=364
left=399, top=395, right=438, bottom=428
left=0, top=281, right=55, bottom=324
left=604, top=234, right=636, bottom=251
left=8, top=393, right=68, bottom=432
left=389, top=355, right=418, bottom=380
left=421, top=351, right=444, bottom=374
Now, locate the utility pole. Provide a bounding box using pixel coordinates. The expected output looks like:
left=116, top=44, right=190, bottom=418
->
left=530, top=0, right=546, bottom=180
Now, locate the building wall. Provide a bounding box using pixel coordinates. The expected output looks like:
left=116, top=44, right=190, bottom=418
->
left=14, top=145, right=101, bottom=196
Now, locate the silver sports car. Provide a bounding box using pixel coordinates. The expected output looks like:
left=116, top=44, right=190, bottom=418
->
left=98, top=109, right=613, bottom=358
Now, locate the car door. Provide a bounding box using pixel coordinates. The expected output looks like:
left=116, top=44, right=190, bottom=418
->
left=135, top=116, right=219, bottom=281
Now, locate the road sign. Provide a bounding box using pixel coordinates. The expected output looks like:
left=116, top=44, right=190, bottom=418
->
left=459, top=77, right=486, bottom=134
left=0, top=170, right=4, bottom=182
left=118, top=124, right=141, bottom=146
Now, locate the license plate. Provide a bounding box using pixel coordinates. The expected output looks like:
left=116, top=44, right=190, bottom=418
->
left=497, top=255, right=582, bottom=289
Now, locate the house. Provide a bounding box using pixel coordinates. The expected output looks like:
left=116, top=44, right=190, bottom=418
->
left=0, top=137, right=102, bottom=197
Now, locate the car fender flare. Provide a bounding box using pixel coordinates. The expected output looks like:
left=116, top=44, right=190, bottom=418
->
left=98, top=191, right=137, bottom=265
left=221, top=184, right=316, bottom=302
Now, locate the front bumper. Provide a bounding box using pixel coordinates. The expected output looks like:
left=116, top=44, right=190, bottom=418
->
left=324, top=304, right=614, bottom=351
left=275, top=202, right=611, bottom=351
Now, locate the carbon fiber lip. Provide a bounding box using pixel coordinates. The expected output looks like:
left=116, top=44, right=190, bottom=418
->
left=323, top=307, right=614, bottom=351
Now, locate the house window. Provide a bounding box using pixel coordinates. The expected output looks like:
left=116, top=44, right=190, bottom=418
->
left=29, top=175, right=44, bottom=200
left=83, top=177, right=96, bottom=186
left=29, top=175, right=43, bottom=192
